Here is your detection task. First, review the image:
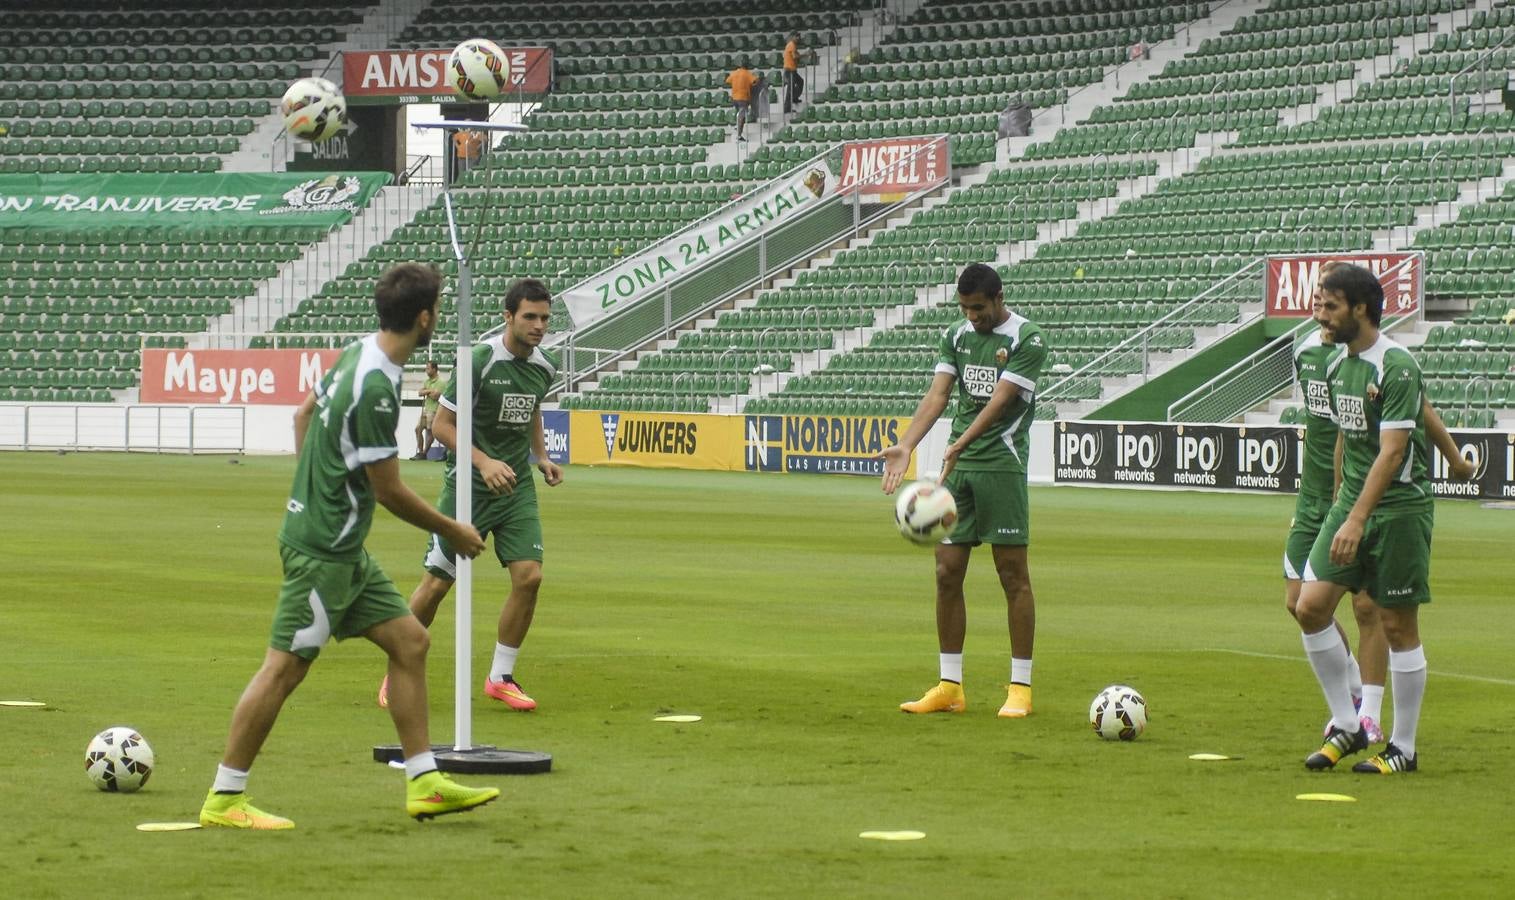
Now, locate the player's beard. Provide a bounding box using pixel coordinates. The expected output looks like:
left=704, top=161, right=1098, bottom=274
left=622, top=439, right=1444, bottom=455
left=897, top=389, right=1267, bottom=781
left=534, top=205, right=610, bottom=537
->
left=416, top=315, right=436, bottom=347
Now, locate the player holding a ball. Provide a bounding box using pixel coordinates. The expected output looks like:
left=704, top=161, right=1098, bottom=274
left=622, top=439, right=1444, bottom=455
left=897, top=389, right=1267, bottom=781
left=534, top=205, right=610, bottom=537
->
left=877, top=263, right=1048, bottom=718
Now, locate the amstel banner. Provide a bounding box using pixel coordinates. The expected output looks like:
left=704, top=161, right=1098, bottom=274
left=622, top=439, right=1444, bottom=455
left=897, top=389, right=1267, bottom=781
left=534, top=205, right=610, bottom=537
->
left=342, top=47, right=553, bottom=103
left=1265, top=252, right=1422, bottom=319
left=836, top=135, right=950, bottom=200
left=568, top=411, right=743, bottom=470
left=140, top=349, right=342, bottom=405
left=743, top=414, right=915, bottom=477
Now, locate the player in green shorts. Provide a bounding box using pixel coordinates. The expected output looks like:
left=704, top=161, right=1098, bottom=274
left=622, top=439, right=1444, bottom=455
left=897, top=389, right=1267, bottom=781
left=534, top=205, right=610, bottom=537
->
left=1295, top=263, right=1443, bottom=775
left=1284, top=261, right=1472, bottom=744
left=879, top=263, right=1047, bottom=719
left=200, top=263, right=497, bottom=830
left=377, top=278, right=563, bottom=713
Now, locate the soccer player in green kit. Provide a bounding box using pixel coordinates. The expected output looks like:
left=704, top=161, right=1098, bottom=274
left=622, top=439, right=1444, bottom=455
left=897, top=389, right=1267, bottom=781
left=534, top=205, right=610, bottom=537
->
left=1296, top=263, right=1447, bottom=774
left=378, top=278, right=563, bottom=712
left=200, top=263, right=498, bottom=829
left=878, top=263, right=1047, bottom=719
left=1286, top=261, right=1471, bottom=745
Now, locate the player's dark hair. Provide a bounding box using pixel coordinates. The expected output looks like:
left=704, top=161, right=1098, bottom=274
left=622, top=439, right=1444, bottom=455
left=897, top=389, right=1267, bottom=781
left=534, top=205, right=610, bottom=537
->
left=505, top=278, right=553, bottom=314
left=374, top=263, right=441, bottom=332
left=1321, top=263, right=1383, bottom=325
left=957, top=262, right=1003, bottom=301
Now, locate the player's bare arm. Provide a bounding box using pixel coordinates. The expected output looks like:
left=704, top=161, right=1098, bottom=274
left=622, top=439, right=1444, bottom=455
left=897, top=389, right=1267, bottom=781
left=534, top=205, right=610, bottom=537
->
left=431, top=405, right=517, bottom=494
left=1330, top=427, right=1410, bottom=566
left=877, top=371, right=954, bottom=495
left=364, top=456, right=485, bottom=557
left=1422, top=399, right=1475, bottom=480
left=531, top=407, right=563, bottom=486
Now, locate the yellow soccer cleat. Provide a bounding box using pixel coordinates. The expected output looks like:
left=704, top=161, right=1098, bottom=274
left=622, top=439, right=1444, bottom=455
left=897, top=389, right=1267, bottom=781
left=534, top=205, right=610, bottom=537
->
left=199, top=790, right=295, bottom=830
left=406, top=771, right=501, bottom=821
left=997, top=684, right=1033, bottom=718
left=900, top=681, right=966, bottom=714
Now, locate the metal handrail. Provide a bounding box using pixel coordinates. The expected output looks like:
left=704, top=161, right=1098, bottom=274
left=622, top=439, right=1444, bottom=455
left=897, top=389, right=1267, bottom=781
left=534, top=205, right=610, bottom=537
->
left=1449, top=27, right=1515, bottom=117
left=1042, top=257, right=1265, bottom=401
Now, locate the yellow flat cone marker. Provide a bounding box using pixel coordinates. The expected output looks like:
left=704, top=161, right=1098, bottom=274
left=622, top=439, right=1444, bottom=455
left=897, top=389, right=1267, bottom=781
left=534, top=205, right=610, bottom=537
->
left=654, top=714, right=702, bottom=723
left=1295, top=793, right=1356, bottom=803
left=1188, top=753, right=1236, bottom=761
left=859, top=830, right=926, bottom=841
left=0, top=700, right=46, bottom=708
left=136, top=823, right=202, bottom=832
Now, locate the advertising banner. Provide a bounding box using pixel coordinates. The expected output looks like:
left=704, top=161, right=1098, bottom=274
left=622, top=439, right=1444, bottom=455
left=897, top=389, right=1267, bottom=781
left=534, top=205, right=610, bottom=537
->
left=568, top=411, right=743, bottom=470
left=342, top=47, right=553, bottom=104
left=1265, top=252, right=1422, bottom=319
left=140, top=349, right=342, bottom=405
left=560, top=163, right=835, bottom=329
left=540, top=409, right=570, bottom=465
left=836, top=135, right=950, bottom=200
left=0, top=172, right=390, bottom=229
left=743, top=414, right=916, bottom=476
left=1054, top=420, right=1514, bottom=500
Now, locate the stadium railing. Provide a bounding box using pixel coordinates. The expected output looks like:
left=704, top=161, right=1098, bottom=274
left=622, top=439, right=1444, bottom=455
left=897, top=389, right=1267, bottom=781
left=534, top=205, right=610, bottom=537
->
left=499, top=137, right=954, bottom=397
left=1041, top=256, right=1267, bottom=409
left=1167, top=254, right=1424, bottom=422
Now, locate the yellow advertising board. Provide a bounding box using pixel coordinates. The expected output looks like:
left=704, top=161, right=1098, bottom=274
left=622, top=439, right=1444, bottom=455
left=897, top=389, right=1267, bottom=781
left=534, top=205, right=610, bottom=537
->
left=566, top=411, right=918, bottom=478
left=568, top=411, right=744, bottom=470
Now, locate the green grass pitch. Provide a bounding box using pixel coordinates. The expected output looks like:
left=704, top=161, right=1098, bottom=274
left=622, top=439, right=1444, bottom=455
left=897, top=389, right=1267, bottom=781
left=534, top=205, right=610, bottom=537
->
left=2, top=453, right=1512, bottom=898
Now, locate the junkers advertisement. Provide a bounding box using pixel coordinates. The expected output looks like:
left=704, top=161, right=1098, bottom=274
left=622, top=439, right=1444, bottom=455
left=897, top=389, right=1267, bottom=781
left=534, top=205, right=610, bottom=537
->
left=1054, top=421, right=1513, bottom=500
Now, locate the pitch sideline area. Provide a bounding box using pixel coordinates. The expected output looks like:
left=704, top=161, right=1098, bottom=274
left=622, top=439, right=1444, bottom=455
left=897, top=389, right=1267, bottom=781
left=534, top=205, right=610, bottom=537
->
left=3, top=455, right=1511, bottom=896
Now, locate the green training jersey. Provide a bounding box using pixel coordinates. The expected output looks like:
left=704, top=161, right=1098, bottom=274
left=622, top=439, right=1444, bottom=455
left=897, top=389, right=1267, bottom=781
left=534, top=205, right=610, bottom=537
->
left=1293, top=328, right=1342, bottom=504
left=935, top=312, right=1047, bottom=473
left=279, top=334, right=404, bottom=561
left=439, top=335, right=557, bottom=494
left=1326, top=334, right=1431, bottom=514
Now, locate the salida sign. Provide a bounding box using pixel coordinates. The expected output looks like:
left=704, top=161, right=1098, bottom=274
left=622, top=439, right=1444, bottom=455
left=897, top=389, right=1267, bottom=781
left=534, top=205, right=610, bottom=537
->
left=1265, top=252, right=1422, bottom=318
left=140, top=349, right=341, bottom=404
left=342, top=47, right=553, bottom=103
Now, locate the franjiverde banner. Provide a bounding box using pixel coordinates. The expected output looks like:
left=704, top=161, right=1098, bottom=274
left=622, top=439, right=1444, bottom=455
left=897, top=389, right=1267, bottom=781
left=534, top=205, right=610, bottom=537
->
left=560, top=164, right=835, bottom=328
left=0, top=172, right=391, bottom=229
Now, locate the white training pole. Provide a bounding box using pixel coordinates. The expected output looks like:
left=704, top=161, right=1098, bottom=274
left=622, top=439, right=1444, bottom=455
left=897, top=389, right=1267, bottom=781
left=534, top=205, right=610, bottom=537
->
left=442, top=190, right=474, bottom=752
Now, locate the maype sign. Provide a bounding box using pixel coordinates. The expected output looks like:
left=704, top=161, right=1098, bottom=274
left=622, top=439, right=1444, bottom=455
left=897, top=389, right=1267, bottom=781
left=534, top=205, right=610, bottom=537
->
left=141, top=349, right=342, bottom=404
left=342, top=47, right=553, bottom=103
left=1265, top=252, right=1422, bottom=318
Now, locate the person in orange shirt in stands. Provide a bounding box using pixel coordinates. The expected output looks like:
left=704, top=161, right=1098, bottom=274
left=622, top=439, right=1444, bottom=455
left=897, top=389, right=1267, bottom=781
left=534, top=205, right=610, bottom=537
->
left=783, top=33, right=802, bottom=113
left=725, top=62, right=757, bottom=142
left=452, top=128, right=484, bottom=175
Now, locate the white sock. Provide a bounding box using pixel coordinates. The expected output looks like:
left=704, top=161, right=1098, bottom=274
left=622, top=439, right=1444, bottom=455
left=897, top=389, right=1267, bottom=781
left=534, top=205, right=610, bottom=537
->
left=1388, top=645, right=1427, bottom=757
left=489, top=643, right=520, bottom=682
left=1359, top=684, right=1385, bottom=722
left=1346, top=652, right=1363, bottom=698
left=212, top=764, right=248, bottom=794
left=939, top=652, right=963, bottom=684
left=404, top=751, right=438, bottom=780
left=1010, top=657, right=1033, bottom=686
left=1302, top=626, right=1360, bottom=733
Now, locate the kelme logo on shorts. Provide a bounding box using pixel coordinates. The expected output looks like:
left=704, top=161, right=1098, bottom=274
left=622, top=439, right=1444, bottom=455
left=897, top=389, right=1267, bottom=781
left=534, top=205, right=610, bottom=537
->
left=497, top=393, right=535, bottom=425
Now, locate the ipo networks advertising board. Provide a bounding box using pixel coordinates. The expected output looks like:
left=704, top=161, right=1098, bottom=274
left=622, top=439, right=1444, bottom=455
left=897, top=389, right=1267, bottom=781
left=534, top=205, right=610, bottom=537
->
left=1053, top=421, right=1515, bottom=500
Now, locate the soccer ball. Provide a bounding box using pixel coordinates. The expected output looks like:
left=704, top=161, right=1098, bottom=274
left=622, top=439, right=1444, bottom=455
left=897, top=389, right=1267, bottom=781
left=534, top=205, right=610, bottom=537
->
left=85, top=726, right=154, bottom=792
left=448, top=38, right=510, bottom=100
left=894, top=479, right=957, bottom=545
left=1089, top=685, right=1148, bottom=741
left=280, top=77, right=347, bottom=143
